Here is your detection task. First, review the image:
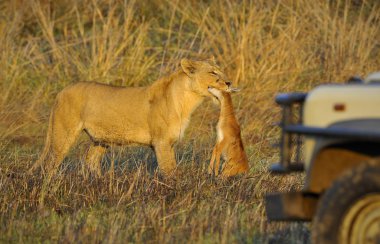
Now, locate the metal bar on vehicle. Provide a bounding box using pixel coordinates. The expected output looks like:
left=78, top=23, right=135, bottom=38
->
left=274, top=92, right=308, bottom=172
left=279, top=105, right=292, bottom=168
left=275, top=92, right=307, bottom=106
left=269, top=162, right=304, bottom=173
left=284, top=125, right=380, bottom=141
left=295, top=103, right=303, bottom=165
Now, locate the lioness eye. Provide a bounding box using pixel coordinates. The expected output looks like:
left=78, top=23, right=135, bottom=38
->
left=209, top=71, right=217, bottom=76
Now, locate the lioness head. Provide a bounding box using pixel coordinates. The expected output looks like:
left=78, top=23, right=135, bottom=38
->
left=181, top=58, right=232, bottom=97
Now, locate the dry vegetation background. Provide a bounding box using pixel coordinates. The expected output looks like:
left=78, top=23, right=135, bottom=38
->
left=1, top=0, right=380, bottom=243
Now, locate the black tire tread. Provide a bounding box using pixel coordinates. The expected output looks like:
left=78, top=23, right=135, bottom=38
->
left=311, top=161, right=380, bottom=244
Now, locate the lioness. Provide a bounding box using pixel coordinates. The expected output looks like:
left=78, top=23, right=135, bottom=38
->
left=32, top=59, right=232, bottom=177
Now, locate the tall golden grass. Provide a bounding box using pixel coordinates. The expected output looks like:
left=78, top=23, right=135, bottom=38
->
left=1, top=0, right=379, bottom=242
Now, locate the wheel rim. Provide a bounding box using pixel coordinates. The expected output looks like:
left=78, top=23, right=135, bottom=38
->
left=340, top=194, right=380, bottom=244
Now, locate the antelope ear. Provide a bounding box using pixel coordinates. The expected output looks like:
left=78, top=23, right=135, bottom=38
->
left=181, top=59, right=197, bottom=76
left=230, top=87, right=241, bottom=93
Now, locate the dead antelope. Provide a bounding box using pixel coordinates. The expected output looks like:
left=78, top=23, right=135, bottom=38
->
left=208, top=87, right=249, bottom=177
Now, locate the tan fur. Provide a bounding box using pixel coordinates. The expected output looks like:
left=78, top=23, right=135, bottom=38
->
left=208, top=88, right=249, bottom=177
left=31, top=59, right=232, bottom=177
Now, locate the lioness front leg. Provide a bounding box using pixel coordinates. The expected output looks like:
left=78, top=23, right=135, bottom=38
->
left=153, top=141, right=176, bottom=176
left=86, top=144, right=106, bottom=176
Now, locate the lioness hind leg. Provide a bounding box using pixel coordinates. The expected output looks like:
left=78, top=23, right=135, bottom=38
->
left=86, top=144, right=106, bottom=177
left=45, top=123, right=82, bottom=178
left=40, top=107, right=82, bottom=178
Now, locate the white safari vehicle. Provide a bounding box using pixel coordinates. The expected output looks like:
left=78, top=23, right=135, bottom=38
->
left=265, top=73, right=380, bottom=244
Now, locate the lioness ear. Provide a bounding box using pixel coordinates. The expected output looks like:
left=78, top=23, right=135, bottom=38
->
left=181, top=59, right=197, bottom=76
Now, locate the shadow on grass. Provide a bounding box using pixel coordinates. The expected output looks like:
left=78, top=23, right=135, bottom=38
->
left=66, top=140, right=213, bottom=176
left=267, top=223, right=310, bottom=244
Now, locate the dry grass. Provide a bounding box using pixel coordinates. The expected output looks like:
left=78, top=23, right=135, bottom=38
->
left=1, top=0, right=379, bottom=242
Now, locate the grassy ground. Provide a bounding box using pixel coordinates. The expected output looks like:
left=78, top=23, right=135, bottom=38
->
left=1, top=0, right=380, bottom=243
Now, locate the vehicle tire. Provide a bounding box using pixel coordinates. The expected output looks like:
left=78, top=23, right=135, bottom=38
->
left=311, top=162, right=380, bottom=244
